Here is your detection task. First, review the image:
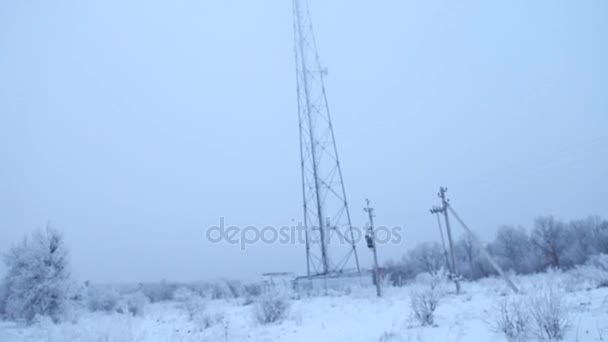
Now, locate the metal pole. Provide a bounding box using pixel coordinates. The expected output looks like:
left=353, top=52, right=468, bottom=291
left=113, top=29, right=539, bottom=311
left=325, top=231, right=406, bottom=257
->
left=294, top=0, right=328, bottom=275
left=364, top=199, right=382, bottom=297
left=292, top=1, right=311, bottom=278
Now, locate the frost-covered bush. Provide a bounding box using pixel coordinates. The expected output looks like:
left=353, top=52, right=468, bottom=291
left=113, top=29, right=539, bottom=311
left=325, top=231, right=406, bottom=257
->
left=2, top=227, right=74, bottom=323
left=84, top=285, right=121, bottom=313
left=383, top=259, right=416, bottom=287
left=409, top=271, right=446, bottom=326
left=241, top=283, right=263, bottom=305
left=183, top=295, right=206, bottom=321
left=138, top=281, right=179, bottom=303
left=587, top=254, right=608, bottom=283
left=198, top=310, right=225, bottom=330
left=489, top=297, right=529, bottom=342
left=254, top=295, right=290, bottom=324
left=529, top=290, right=570, bottom=341
left=172, top=286, right=196, bottom=302
left=225, top=280, right=244, bottom=298
left=563, top=254, right=608, bottom=292
left=410, top=287, right=440, bottom=326
left=197, top=280, right=236, bottom=300
left=175, top=286, right=229, bottom=332
left=83, top=284, right=147, bottom=316
left=243, top=283, right=263, bottom=297
left=117, top=291, right=149, bottom=317
left=589, top=253, right=608, bottom=270
left=174, top=287, right=211, bottom=329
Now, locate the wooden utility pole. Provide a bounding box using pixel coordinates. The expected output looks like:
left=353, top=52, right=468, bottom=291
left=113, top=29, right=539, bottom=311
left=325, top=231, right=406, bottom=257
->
left=364, top=199, right=381, bottom=297
left=438, top=187, right=461, bottom=294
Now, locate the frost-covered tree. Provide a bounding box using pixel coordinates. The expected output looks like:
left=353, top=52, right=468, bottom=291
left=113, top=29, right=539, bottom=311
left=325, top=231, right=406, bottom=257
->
left=595, top=220, right=608, bottom=254
left=407, top=242, right=446, bottom=275
left=455, top=235, right=495, bottom=280
left=565, top=217, right=600, bottom=265
left=531, top=217, right=569, bottom=269
left=383, top=259, right=416, bottom=287
left=490, top=225, right=536, bottom=274
left=2, top=227, right=73, bottom=323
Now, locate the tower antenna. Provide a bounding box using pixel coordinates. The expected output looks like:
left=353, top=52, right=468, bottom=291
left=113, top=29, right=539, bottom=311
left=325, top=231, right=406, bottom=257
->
left=293, top=0, right=360, bottom=277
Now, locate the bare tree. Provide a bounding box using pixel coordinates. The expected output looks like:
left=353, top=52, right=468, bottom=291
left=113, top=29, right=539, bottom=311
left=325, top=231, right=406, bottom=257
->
left=407, top=242, right=445, bottom=275
left=455, top=234, right=494, bottom=280
left=531, top=217, right=569, bottom=269
left=591, top=217, right=608, bottom=255
left=565, top=217, right=601, bottom=265
left=491, top=226, right=536, bottom=274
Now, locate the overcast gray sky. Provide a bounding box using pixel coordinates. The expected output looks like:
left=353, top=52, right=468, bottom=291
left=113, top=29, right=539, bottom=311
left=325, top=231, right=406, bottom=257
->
left=1, top=0, right=607, bottom=283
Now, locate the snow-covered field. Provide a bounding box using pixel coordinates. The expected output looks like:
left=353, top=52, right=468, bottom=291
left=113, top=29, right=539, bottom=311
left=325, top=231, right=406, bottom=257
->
left=1, top=271, right=607, bottom=342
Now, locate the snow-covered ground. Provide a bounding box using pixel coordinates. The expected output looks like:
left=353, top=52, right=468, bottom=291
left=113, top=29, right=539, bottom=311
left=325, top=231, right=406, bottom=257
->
left=1, top=271, right=607, bottom=342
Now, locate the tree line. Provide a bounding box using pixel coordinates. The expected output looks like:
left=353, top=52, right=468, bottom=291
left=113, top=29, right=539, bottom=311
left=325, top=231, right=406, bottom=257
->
left=383, top=215, right=608, bottom=286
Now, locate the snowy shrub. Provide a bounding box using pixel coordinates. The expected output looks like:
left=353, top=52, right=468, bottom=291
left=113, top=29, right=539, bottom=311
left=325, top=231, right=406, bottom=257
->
left=207, top=280, right=233, bottom=299
left=139, top=281, right=179, bottom=303
left=225, top=280, right=244, bottom=298
left=241, top=283, right=262, bottom=306
left=254, top=294, right=290, bottom=324
left=2, top=227, right=74, bottom=323
left=529, top=290, right=571, bottom=341
left=410, top=287, right=440, bottom=326
left=176, top=289, right=210, bottom=330
left=84, top=286, right=121, bottom=313
left=587, top=254, right=608, bottom=288
left=183, top=295, right=206, bottom=321
left=243, top=283, right=263, bottom=297
left=172, top=286, right=197, bottom=302
left=488, top=297, right=529, bottom=342
left=198, top=310, right=225, bottom=330
left=183, top=299, right=226, bottom=332
left=383, top=259, right=415, bottom=287
left=117, top=291, right=149, bottom=317
left=409, top=272, right=445, bottom=326
left=565, top=266, right=608, bottom=292
left=588, top=253, right=608, bottom=272
left=187, top=279, right=243, bottom=299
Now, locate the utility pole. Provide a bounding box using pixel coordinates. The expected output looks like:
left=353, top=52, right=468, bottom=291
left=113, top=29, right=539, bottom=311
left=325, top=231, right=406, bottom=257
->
left=364, top=199, right=381, bottom=297
left=430, top=206, right=451, bottom=273
left=438, top=187, right=461, bottom=294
